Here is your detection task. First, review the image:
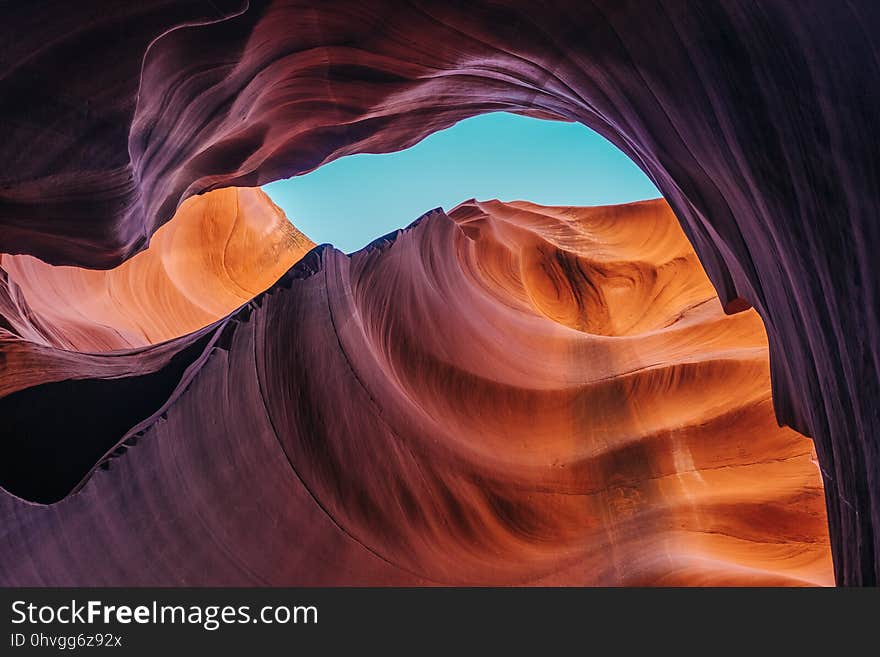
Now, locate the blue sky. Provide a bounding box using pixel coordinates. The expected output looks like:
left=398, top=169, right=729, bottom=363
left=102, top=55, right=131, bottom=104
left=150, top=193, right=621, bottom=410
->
left=263, top=112, right=660, bottom=253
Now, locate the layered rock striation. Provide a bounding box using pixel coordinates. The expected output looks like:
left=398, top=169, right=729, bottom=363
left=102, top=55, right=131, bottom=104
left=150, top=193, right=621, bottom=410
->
left=1, top=187, right=313, bottom=351
left=1, top=0, right=874, bottom=584
left=0, top=198, right=832, bottom=585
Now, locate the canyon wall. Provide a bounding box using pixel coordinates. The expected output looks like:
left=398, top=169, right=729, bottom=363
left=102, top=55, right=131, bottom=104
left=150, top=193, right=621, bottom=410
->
left=0, top=0, right=875, bottom=583
left=0, top=198, right=832, bottom=585
left=1, top=187, right=312, bottom=351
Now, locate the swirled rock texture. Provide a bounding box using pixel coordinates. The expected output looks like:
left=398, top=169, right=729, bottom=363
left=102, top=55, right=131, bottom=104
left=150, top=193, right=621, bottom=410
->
left=0, top=198, right=832, bottom=585
left=0, top=0, right=875, bottom=584
left=0, top=187, right=312, bottom=351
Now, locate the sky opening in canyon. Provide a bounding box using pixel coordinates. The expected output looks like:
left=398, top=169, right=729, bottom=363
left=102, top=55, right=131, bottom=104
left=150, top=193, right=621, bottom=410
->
left=264, top=112, right=661, bottom=252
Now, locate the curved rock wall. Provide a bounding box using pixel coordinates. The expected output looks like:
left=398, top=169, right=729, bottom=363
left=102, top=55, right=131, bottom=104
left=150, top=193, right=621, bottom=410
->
left=0, top=187, right=312, bottom=350
left=0, top=198, right=832, bottom=585
left=0, top=0, right=874, bottom=584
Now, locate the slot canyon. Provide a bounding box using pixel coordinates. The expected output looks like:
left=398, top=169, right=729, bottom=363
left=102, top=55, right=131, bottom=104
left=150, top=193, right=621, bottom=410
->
left=1, top=1, right=877, bottom=586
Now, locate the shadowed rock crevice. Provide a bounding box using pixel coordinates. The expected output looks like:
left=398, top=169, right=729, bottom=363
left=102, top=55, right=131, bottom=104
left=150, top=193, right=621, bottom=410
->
left=0, top=331, right=214, bottom=504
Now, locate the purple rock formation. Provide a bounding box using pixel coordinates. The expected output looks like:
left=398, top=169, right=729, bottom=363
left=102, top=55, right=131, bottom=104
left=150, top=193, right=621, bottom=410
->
left=0, top=204, right=833, bottom=585
left=0, top=1, right=877, bottom=584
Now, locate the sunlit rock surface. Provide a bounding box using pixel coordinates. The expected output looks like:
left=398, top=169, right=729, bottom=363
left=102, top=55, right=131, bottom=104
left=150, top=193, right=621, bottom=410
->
left=0, top=198, right=832, bottom=585
left=1, top=2, right=876, bottom=582
left=1, top=187, right=312, bottom=351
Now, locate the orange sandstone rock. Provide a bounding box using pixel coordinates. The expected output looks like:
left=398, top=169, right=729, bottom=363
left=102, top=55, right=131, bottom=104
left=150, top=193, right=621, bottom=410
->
left=0, top=197, right=832, bottom=586
left=0, top=187, right=312, bottom=351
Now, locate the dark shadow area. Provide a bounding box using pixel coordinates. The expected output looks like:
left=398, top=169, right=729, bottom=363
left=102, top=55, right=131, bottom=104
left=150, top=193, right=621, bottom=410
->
left=0, top=333, right=213, bottom=504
